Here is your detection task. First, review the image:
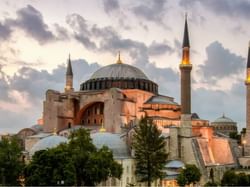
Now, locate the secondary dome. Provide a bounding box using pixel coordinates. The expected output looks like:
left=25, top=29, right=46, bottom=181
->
left=213, top=115, right=235, bottom=123
left=90, top=63, right=148, bottom=80
left=211, top=114, right=237, bottom=136
left=91, top=132, right=130, bottom=159
left=29, top=135, right=68, bottom=156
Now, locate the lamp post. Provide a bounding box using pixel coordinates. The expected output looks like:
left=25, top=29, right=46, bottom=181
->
left=242, top=140, right=247, bottom=156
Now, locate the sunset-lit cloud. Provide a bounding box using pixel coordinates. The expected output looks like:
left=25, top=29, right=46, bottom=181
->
left=0, top=0, right=249, bottom=132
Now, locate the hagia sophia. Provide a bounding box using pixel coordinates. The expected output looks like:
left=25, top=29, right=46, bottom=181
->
left=14, top=17, right=250, bottom=186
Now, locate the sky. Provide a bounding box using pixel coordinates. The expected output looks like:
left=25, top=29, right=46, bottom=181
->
left=0, top=0, right=250, bottom=133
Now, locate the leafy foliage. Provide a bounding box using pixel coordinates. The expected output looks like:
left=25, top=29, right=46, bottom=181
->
left=221, top=170, right=250, bottom=186
left=204, top=181, right=219, bottom=186
left=25, top=128, right=122, bottom=186
left=177, top=164, right=201, bottom=186
left=0, top=136, right=24, bottom=185
left=221, top=170, right=238, bottom=186
left=25, top=144, right=75, bottom=186
left=132, top=117, right=167, bottom=186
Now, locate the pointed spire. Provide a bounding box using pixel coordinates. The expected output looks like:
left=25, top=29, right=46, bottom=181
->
left=182, top=13, right=190, bottom=48
left=116, top=51, right=122, bottom=64
left=66, top=54, right=73, bottom=76
left=247, top=41, right=250, bottom=68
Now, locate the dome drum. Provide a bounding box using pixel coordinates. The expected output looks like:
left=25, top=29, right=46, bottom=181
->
left=80, top=77, right=158, bottom=94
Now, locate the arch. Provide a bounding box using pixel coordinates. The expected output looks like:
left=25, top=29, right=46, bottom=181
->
left=75, top=102, right=104, bottom=126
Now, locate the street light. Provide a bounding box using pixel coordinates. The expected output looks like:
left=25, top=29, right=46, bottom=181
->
left=242, top=139, right=247, bottom=156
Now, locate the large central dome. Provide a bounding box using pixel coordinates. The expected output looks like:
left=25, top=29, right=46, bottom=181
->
left=90, top=63, right=148, bottom=80
left=80, top=59, right=158, bottom=94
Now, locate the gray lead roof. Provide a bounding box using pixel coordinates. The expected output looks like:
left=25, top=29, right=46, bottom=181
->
left=90, top=63, right=148, bottom=80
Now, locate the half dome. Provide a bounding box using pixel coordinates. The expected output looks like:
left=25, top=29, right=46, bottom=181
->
left=30, top=135, right=68, bottom=156
left=91, top=132, right=130, bottom=159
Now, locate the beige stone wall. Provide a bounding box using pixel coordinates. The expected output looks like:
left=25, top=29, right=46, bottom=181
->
left=25, top=137, right=41, bottom=152
left=169, top=127, right=179, bottom=159
left=99, top=158, right=135, bottom=187
left=43, top=90, right=61, bottom=132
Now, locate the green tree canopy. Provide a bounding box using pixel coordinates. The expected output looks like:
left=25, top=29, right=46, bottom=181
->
left=132, top=117, right=167, bottom=187
left=221, top=170, right=238, bottom=186
left=177, top=164, right=201, bottom=186
left=25, top=144, right=75, bottom=186
left=0, top=136, right=24, bottom=186
left=221, top=170, right=250, bottom=186
left=25, top=128, right=122, bottom=186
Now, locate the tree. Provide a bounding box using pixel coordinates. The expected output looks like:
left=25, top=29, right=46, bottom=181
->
left=68, top=128, right=122, bottom=186
left=132, top=117, right=167, bottom=187
left=221, top=170, right=238, bottom=186
left=0, top=136, right=24, bottom=186
left=221, top=171, right=250, bottom=186
left=25, top=128, right=123, bottom=186
left=24, top=144, right=75, bottom=186
left=177, top=164, right=201, bottom=186
left=237, top=172, right=249, bottom=186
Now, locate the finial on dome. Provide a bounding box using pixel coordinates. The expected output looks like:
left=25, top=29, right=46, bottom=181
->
left=99, top=122, right=106, bottom=132
left=53, top=127, right=57, bottom=135
left=116, top=51, right=122, bottom=64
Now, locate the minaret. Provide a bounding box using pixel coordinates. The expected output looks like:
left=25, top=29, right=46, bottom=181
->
left=65, top=54, right=74, bottom=92
left=178, top=15, right=195, bottom=164
left=180, top=14, right=192, bottom=115
left=244, top=42, right=250, bottom=155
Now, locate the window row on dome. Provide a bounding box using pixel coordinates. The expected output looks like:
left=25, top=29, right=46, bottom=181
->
left=80, top=78, right=158, bottom=94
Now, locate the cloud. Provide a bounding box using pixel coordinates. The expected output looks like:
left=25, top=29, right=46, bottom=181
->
left=102, top=0, right=120, bottom=13
left=6, top=5, right=55, bottom=44
left=66, top=14, right=97, bottom=50
left=192, top=81, right=245, bottom=129
left=0, top=5, right=71, bottom=44
left=198, top=41, right=245, bottom=82
left=179, top=0, right=250, bottom=20
left=54, top=23, right=70, bottom=40
left=132, top=0, right=168, bottom=25
left=148, top=41, right=174, bottom=56
left=0, top=59, right=101, bottom=133
left=0, top=21, right=11, bottom=40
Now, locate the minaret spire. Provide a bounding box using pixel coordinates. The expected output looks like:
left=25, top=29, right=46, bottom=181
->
left=66, top=54, right=73, bottom=76
left=183, top=13, right=190, bottom=48
left=65, top=54, right=74, bottom=92
left=247, top=42, right=250, bottom=69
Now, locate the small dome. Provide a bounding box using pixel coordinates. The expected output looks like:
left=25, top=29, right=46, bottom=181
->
left=30, top=124, right=43, bottom=132
left=91, top=132, right=129, bottom=158
left=213, top=115, right=235, bottom=123
left=90, top=63, right=148, bottom=80
left=30, top=135, right=68, bottom=156
left=165, top=160, right=185, bottom=169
